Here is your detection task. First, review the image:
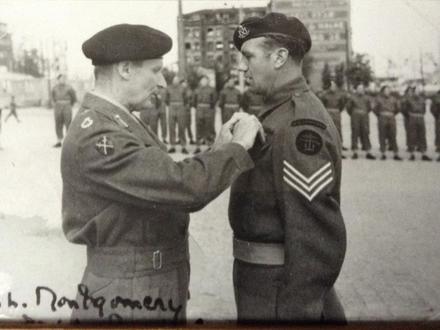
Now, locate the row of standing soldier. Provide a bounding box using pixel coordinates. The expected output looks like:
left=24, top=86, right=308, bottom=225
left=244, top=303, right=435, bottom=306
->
left=319, top=82, right=440, bottom=162
left=138, top=75, right=263, bottom=154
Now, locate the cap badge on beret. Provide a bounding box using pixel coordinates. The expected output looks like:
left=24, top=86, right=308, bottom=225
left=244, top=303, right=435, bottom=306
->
left=237, top=25, right=250, bottom=39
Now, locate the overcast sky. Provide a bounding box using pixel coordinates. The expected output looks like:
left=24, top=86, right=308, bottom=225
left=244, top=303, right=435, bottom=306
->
left=0, top=0, right=439, bottom=79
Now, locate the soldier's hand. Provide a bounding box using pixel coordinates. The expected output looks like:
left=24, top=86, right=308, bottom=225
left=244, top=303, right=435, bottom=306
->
left=231, top=114, right=264, bottom=150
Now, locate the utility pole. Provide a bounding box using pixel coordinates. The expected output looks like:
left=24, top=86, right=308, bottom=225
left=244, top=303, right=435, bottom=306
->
left=419, top=49, right=425, bottom=86
left=177, top=0, right=186, bottom=77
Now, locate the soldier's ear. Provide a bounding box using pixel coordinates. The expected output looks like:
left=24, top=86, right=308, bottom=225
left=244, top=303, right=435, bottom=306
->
left=273, top=47, right=289, bottom=69
left=116, top=61, right=131, bottom=81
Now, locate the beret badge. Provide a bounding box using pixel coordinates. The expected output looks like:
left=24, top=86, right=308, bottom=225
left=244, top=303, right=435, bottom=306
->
left=237, top=25, right=250, bottom=39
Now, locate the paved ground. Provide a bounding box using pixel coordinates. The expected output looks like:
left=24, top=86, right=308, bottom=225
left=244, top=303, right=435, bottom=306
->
left=0, top=107, right=439, bottom=324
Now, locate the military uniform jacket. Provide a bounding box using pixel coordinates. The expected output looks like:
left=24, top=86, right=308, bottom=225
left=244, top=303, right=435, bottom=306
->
left=219, top=87, right=241, bottom=109
left=165, top=85, right=186, bottom=106
left=193, top=86, right=216, bottom=108
left=431, top=92, right=440, bottom=119
left=52, top=83, right=77, bottom=105
left=61, top=92, right=254, bottom=247
left=345, top=93, right=371, bottom=115
left=320, top=90, right=345, bottom=111
left=373, top=95, right=399, bottom=116
left=229, top=77, right=346, bottom=319
left=402, top=95, right=426, bottom=116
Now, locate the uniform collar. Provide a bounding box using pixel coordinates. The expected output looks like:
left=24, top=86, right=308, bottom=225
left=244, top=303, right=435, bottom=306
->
left=259, top=75, right=309, bottom=121
left=89, top=90, right=132, bottom=116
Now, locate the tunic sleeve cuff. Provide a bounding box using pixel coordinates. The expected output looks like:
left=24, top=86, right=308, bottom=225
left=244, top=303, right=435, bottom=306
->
left=223, top=142, right=255, bottom=172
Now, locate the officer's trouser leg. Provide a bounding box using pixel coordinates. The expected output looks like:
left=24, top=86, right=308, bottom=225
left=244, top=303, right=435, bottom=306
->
left=169, top=107, right=178, bottom=145
left=351, top=114, right=360, bottom=151
left=63, top=104, right=72, bottom=131
left=418, top=118, right=427, bottom=153
left=54, top=103, right=64, bottom=140
left=360, top=114, right=371, bottom=151
left=378, top=117, right=387, bottom=153
left=159, top=111, right=167, bottom=141
left=177, top=114, right=187, bottom=147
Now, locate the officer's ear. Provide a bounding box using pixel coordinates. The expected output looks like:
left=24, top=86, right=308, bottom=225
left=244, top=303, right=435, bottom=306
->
left=272, top=47, right=289, bottom=69
left=116, top=61, right=131, bottom=81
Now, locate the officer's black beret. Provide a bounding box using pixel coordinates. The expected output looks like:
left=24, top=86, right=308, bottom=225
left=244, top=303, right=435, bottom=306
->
left=82, top=24, right=172, bottom=65
left=233, top=13, right=311, bottom=55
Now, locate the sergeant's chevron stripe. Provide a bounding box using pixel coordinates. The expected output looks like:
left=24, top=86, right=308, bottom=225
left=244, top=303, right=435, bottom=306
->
left=283, top=161, right=333, bottom=202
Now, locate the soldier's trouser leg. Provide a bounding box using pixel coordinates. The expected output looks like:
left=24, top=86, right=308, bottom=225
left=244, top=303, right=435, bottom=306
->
left=196, top=107, right=205, bottom=145
left=222, top=106, right=237, bottom=124
left=185, top=110, right=193, bottom=141
left=169, top=109, right=178, bottom=145
left=408, top=117, right=417, bottom=153
left=378, top=117, right=387, bottom=153
left=351, top=114, right=361, bottom=151
left=329, top=110, right=342, bottom=141
left=233, top=260, right=345, bottom=323
left=360, top=114, right=371, bottom=151
left=54, top=103, right=65, bottom=140
left=159, top=111, right=167, bottom=140
left=63, top=104, right=72, bottom=131
left=205, top=108, right=216, bottom=143
left=435, top=119, right=440, bottom=151
left=404, top=116, right=410, bottom=149
left=417, top=118, right=427, bottom=153
left=388, top=117, right=398, bottom=153
left=177, top=114, right=187, bottom=147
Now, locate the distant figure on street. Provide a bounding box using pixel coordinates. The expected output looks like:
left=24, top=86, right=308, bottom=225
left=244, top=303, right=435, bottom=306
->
left=346, top=84, right=376, bottom=160
left=430, top=89, right=440, bottom=162
left=4, top=95, right=20, bottom=123
left=402, top=86, right=431, bottom=161
left=219, top=76, right=241, bottom=124
left=241, top=86, right=263, bottom=116
left=320, top=81, right=347, bottom=156
left=51, top=74, right=77, bottom=148
left=193, top=76, right=217, bottom=153
left=166, top=76, right=188, bottom=154
left=373, top=85, right=402, bottom=161
left=181, top=79, right=195, bottom=145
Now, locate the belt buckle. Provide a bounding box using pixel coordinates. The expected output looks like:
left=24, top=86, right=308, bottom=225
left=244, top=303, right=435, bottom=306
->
left=153, top=250, right=162, bottom=270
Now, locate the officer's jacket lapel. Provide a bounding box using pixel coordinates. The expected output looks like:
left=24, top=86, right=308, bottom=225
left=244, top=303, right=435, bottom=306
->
left=81, top=93, right=167, bottom=151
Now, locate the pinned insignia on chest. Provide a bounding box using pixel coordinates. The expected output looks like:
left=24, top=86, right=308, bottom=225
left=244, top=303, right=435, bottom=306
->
left=296, top=130, right=323, bottom=155
left=95, top=135, right=115, bottom=156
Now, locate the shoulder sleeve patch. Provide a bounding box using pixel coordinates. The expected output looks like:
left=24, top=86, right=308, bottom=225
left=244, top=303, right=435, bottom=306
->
left=291, top=119, right=326, bottom=130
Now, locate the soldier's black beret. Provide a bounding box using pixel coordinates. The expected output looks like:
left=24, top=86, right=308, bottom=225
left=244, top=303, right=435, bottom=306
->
left=82, top=24, right=172, bottom=65
left=233, top=13, right=311, bottom=55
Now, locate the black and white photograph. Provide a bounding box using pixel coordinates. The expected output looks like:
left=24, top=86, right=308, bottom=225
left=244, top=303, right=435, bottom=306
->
left=0, top=0, right=439, bottom=326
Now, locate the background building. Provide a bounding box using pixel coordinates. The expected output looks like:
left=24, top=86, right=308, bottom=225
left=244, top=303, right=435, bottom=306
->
left=270, top=0, right=352, bottom=90
left=180, top=6, right=267, bottom=88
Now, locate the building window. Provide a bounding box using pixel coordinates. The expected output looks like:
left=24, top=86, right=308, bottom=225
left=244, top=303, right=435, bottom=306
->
left=207, top=27, right=214, bottom=37
left=229, top=41, right=235, bottom=50
left=193, top=29, right=200, bottom=37
left=194, top=55, right=200, bottom=63
left=207, top=42, right=214, bottom=51
left=185, top=42, right=191, bottom=50
left=216, top=41, right=224, bottom=50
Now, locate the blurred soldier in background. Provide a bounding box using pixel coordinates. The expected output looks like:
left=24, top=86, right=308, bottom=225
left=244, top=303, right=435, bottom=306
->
left=4, top=95, right=20, bottom=123
left=401, top=87, right=412, bottom=152
left=52, top=74, right=76, bottom=148
left=219, top=76, right=241, bottom=123
left=373, top=85, right=402, bottom=160
left=241, top=86, right=264, bottom=116
left=193, top=76, right=217, bottom=154
left=51, top=74, right=77, bottom=148
left=62, top=23, right=262, bottom=323
left=138, top=92, right=159, bottom=128
left=166, top=76, right=188, bottom=154
left=430, top=88, right=440, bottom=161
left=320, top=81, right=347, bottom=156
left=181, top=79, right=195, bottom=145
left=402, top=86, right=431, bottom=161
left=346, top=84, right=375, bottom=160
left=139, top=88, right=167, bottom=144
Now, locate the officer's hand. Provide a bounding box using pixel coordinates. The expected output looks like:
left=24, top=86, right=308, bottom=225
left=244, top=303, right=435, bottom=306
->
left=211, top=113, right=249, bottom=150
left=231, top=114, right=264, bottom=150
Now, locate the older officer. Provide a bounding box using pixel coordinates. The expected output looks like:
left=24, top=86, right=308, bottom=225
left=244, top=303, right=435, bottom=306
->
left=346, top=84, right=376, bottom=160
left=373, top=85, right=402, bottom=160
left=61, top=24, right=262, bottom=323
left=219, top=77, right=241, bottom=123
left=229, top=13, right=346, bottom=323
left=52, top=74, right=77, bottom=147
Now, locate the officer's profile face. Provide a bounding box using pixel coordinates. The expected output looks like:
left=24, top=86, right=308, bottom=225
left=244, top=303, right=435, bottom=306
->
left=238, top=37, right=276, bottom=95
left=125, top=58, right=165, bottom=110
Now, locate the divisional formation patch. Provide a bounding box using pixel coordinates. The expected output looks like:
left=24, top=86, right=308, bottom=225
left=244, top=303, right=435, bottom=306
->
left=95, top=135, right=115, bottom=156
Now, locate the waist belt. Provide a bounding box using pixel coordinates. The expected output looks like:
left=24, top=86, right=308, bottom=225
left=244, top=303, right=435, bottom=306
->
left=328, top=108, right=340, bottom=113
left=198, top=103, right=210, bottom=107
left=233, top=238, right=284, bottom=266
left=380, top=111, right=394, bottom=117
left=224, top=103, right=239, bottom=108
left=55, top=100, right=71, bottom=104
left=170, top=101, right=183, bottom=105
left=409, top=113, right=424, bottom=117
left=86, top=239, right=189, bottom=278
left=354, top=109, right=367, bottom=114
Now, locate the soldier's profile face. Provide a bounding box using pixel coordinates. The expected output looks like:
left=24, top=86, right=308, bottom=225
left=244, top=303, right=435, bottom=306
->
left=128, top=58, right=165, bottom=110
left=238, top=37, right=276, bottom=95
